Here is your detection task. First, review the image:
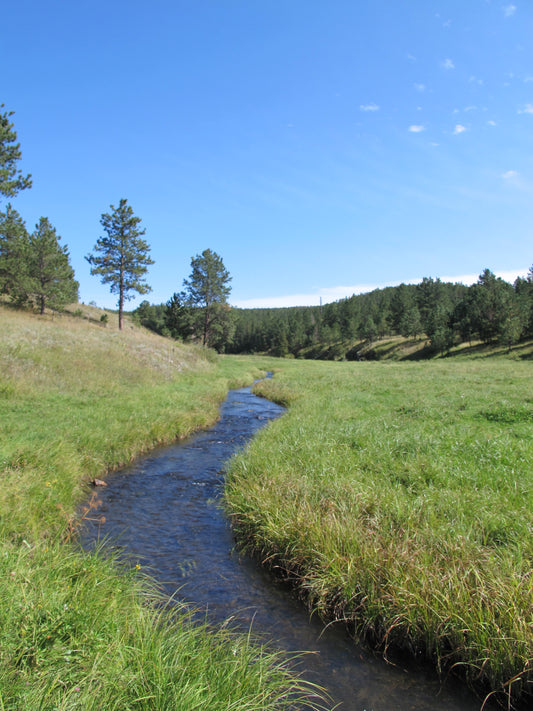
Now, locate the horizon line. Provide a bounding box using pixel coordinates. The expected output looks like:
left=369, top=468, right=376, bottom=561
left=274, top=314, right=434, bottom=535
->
left=230, top=268, right=529, bottom=309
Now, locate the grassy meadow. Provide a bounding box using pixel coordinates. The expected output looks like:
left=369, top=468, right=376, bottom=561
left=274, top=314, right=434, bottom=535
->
left=0, top=305, right=326, bottom=711
left=225, top=356, right=533, bottom=707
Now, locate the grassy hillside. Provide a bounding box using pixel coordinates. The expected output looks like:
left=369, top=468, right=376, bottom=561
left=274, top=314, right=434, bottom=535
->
left=300, top=333, right=533, bottom=362
left=0, top=304, right=325, bottom=711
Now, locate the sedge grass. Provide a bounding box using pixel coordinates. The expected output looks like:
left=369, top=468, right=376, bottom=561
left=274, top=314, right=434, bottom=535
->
left=225, top=358, right=533, bottom=706
left=0, top=306, right=327, bottom=710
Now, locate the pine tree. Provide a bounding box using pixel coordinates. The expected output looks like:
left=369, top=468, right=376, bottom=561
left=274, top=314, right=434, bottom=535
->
left=86, top=199, right=153, bottom=329
left=181, top=249, right=232, bottom=348
left=25, top=217, right=79, bottom=314
left=0, top=105, right=32, bottom=201
left=0, top=204, right=29, bottom=298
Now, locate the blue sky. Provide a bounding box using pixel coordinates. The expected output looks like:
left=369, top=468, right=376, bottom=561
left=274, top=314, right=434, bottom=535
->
left=2, top=0, right=532, bottom=309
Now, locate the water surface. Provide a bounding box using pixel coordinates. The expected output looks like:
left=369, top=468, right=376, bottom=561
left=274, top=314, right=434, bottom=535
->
left=81, top=382, right=489, bottom=711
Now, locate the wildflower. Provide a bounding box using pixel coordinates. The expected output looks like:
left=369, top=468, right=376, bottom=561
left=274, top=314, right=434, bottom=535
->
left=135, top=564, right=141, bottom=570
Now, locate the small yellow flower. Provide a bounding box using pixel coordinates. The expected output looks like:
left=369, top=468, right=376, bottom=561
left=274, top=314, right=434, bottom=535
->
left=135, top=564, right=141, bottom=570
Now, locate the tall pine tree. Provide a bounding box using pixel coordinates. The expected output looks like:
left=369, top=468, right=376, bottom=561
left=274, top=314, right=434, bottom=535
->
left=86, top=199, right=153, bottom=330
left=181, top=249, right=233, bottom=349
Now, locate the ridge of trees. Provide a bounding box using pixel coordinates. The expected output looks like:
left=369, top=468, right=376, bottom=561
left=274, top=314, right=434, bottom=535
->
left=3, top=102, right=532, bottom=354
left=134, top=269, right=533, bottom=358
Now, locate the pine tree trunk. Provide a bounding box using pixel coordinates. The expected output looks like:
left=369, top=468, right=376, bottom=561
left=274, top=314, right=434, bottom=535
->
left=119, top=287, right=124, bottom=330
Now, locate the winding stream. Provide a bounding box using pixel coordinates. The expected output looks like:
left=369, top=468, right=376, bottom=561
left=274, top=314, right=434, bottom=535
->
left=80, top=380, right=490, bottom=711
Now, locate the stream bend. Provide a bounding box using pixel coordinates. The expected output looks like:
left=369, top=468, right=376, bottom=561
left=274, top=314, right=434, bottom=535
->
left=81, top=381, right=486, bottom=711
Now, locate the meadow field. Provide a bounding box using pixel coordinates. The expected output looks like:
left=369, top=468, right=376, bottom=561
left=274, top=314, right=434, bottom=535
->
left=0, top=305, right=325, bottom=711
left=2, top=301, right=532, bottom=709
left=225, top=356, right=533, bottom=707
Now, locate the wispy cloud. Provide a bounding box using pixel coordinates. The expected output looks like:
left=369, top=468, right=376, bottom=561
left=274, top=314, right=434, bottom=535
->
left=487, top=120, right=497, bottom=126
left=231, top=270, right=530, bottom=308
left=503, top=4, right=517, bottom=17
left=414, top=83, right=426, bottom=92
left=441, top=58, right=455, bottom=70
left=409, top=124, right=425, bottom=133
left=518, top=104, right=533, bottom=114
left=360, top=103, right=380, bottom=112
left=502, top=170, right=518, bottom=179
left=453, top=124, right=467, bottom=134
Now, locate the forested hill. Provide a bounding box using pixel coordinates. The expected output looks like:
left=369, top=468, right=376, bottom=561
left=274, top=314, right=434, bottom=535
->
left=134, top=268, right=533, bottom=360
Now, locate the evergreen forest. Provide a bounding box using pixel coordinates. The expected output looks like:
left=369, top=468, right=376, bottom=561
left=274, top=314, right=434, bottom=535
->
left=134, top=268, right=533, bottom=359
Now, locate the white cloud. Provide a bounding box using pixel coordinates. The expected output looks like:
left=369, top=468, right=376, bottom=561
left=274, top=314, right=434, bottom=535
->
left=487, top=120, right=497, bottom=126
left=518, top=104, right=533, bottom=114
left=503, top=4, right=517, bottom=17
left=360, top=103, right=379, bottom=112
left=502, top=170, right=518, bottom=179
left=441, top=58, right=455, bottom=70
left=525, top=77, right=533, bottom=83
left=232, top=270, right=530, bottom=308
left=409, top=124, right=425, bottom=133
left=233, top=282, right=412, bottom=308
left=414, top=83, right=426, bottom=92
left=453, top=124, right=467, bottom=134
left=440, top=269, right=526, bottom=285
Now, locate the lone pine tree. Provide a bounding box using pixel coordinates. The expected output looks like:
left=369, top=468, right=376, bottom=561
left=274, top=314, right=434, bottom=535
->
left=86, top=199, right=153, bottom=329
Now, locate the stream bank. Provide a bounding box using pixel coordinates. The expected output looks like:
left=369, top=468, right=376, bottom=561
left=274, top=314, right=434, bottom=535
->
left=81, top=381, right=490, bottom=711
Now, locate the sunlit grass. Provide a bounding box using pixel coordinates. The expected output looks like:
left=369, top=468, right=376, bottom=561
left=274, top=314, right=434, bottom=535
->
left=226, top=358, right=533, bottom=705
left=0, top=306, right=327, bottom=710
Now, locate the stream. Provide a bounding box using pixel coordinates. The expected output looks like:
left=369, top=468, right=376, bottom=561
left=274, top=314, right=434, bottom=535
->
left=80, top=380, right=491, bottom=711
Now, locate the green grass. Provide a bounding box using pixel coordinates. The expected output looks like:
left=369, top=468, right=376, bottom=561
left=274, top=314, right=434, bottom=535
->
left=0, top=541, right=324, bottom=711
left=0, top=306, right=327, bottom=711
left=225, top=358, right=533, bottom=706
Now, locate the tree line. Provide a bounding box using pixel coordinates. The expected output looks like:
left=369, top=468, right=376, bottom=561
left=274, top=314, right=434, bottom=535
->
left=3, top=102, right=532, bottom=354
left=135, top=268, right=533, bottom=358
left=1, top=104, right=234, bottom=336
left=0, top=105, right=232, bottom=342
left=228, top=269, right=533, bottom=358
left=0, top=105, right=78, bottom=313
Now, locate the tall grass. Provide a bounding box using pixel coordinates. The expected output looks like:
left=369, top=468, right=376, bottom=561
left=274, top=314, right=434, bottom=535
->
left=225, top=358, right=533, bottom=707
left=0, top=306, right=327, bottom=710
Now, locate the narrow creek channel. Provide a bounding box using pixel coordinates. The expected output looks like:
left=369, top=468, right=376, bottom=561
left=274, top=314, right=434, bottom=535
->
left=80, top=380, right=491, bottom=711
